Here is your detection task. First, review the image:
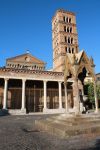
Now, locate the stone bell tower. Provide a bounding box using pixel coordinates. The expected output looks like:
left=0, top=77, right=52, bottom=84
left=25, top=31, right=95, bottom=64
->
left=52, top=9, right=79, bottom=72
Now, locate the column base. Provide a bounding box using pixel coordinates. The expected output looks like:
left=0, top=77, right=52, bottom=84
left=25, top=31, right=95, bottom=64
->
left=80, top=102, right=85, bottom=113
left=73, top=107, right=80, bottom=115
left=21, top=108, right=26, bottom=114
left=2, top=107, right=8, bottom=110
left=95, top=109, right=99, bottom=114
left=43, top=108, right=48, bottom=113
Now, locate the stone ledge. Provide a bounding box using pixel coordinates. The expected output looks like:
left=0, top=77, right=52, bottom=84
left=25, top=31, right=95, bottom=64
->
left=9, top=109, right=26, bottom=115
left=43, top=108, right=65, bottom=114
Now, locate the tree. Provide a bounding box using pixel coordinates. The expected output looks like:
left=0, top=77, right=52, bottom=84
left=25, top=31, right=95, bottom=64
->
left=84, top=83, right=100, bottom=108
left=97, top=85, right=100, bottom=101
left=88, top=83, right=94, bottom=104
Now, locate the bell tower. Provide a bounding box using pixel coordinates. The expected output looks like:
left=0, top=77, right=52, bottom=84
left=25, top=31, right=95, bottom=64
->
left=52, top=9, right=79, bottom=72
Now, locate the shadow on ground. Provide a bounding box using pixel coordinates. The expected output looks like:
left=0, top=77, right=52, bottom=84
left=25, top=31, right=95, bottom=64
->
left=0, top=109, right=9, bottom=117
left=83, top=139, right=100, bottom=150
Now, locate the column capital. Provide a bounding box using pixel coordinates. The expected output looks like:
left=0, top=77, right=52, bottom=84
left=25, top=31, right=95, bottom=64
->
left=64, top=81, right=67, bottom=86
left=43, top=80, right=48, bottom=83
left=58, top=81, right=62, bottom=84
left=22, top=79, right=26, bottom=82
left=4, top=78, right=9, bottom=81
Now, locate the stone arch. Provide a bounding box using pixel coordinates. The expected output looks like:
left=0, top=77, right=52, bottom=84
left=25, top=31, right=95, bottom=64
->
left=78, top=67, right=87, bottom=84
left=77, top=65, right=94, bottom=80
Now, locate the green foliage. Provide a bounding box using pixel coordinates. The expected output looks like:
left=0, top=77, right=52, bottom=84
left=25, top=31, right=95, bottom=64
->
left=84, top=83, right=100, bottom=104
left=97, top=85, right=100, bottom=100
left=87, top=83, right=94, bottom=103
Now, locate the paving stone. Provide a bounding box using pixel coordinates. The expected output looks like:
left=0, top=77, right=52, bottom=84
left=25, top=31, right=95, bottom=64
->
left=0, top=114, right=100, bottom=150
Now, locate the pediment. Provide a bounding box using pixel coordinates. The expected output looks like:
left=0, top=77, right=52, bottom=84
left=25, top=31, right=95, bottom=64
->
left=6, top=53, right=45, bottom=64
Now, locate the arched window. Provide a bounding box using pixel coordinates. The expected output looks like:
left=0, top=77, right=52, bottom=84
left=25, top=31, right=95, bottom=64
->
left=18, top=64, right=20, bottom=67
left=67, top=27, right=69, bottom=32
left=72, top=48, right=74, bottom=53
left=66, top=17, right=68, bottom=23
left=68, top=37, right=70, bottom=44
left=69, top=18, right=71, bottom=23
left=65, top=36, right=67, bottom=42
left=70, top=27, right=72, bottom=33
left=69, top=47, right=71, bottom=53
left=64, top=26, right=66, bottom=32
left=65, top=47, right=68, bottom=53
left=71, top=38, right=73, bottom=44
left=34, top=65, right=36, bottom=69
left=63, top=16, right=66, bottom=22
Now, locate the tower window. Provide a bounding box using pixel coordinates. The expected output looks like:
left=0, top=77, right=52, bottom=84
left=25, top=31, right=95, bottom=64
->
left=67, top=27, right=69, bottom=32
left=72, top=48, right=74, bottom=53
left=65, top=47, right=68, bottom=53
left=63, top=16, right=66, bottom=22
left=71, top=38, right=73, bottom=44
left=65, top=36, right=67, bottom=42
left=69, top=18, right=71, bottom=23
left=66, top=17, right=68, bottom=23
left=64, top=26, right=66, bottom=32
left=69, top=47, right=71, bottom=53
left=68, top=37, right=70, bottom=44
left=70, top=27, right=72, bottom=33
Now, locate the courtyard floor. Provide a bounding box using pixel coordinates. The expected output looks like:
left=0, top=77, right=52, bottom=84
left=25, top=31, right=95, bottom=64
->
left=0, top=114, right=100, bottom=150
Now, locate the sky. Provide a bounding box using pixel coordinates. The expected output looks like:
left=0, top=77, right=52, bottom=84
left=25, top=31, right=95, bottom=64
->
left=0, top=0, right=100, bottom=73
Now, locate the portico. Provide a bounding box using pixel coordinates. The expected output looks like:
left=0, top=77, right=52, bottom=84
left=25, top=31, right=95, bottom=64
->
left=0, top=68, right=72, bottom=114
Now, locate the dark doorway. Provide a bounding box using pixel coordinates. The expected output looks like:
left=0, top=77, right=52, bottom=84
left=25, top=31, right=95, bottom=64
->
left=26, top=80, right=43, bottom=113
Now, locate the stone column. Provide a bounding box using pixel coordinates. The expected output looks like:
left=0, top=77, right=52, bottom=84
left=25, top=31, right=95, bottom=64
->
left=68, top=93, right=72, bottom=108
left=58, top=81, right=62, bottom=109
left=3, top=78, right=9, bottom=109
left=79, top=81, right=84, bottom=113
left=21, top=79, right=26, bottom=111
left=94, top=80, right=99, bottom=113
left=43, top=80, right=47, bottom=111
left=73, top=78, right=80, bottom=115
left=92, top=62, right=99, bottom=113
left=64, top=83, right=68, bottom=112
left=82, top=85, right=84, bottom=96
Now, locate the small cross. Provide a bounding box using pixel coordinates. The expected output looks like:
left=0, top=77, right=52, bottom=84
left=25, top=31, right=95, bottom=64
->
left=26, top=49, right=30, bottom=54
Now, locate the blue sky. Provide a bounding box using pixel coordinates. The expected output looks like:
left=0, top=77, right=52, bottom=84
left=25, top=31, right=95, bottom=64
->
left=0, top=0, right=100, bottom=73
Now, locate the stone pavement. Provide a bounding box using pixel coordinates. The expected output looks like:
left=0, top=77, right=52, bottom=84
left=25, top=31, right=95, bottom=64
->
left=35, top=113, right=100, bottom=138
left=0, top=114, right=100, bottom=150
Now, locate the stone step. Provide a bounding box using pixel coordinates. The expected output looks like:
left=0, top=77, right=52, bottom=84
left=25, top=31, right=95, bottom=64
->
left=35, top=114, right=100, bottom=138
left=47, top=116, right=100, bottom=125
left=36, top=118, right=100, bottom=130
left=51, top=119, right=100, bottom=127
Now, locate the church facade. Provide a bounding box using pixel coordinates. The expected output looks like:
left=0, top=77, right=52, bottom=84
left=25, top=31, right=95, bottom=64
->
left=0, top=9, right=98, bottom=114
